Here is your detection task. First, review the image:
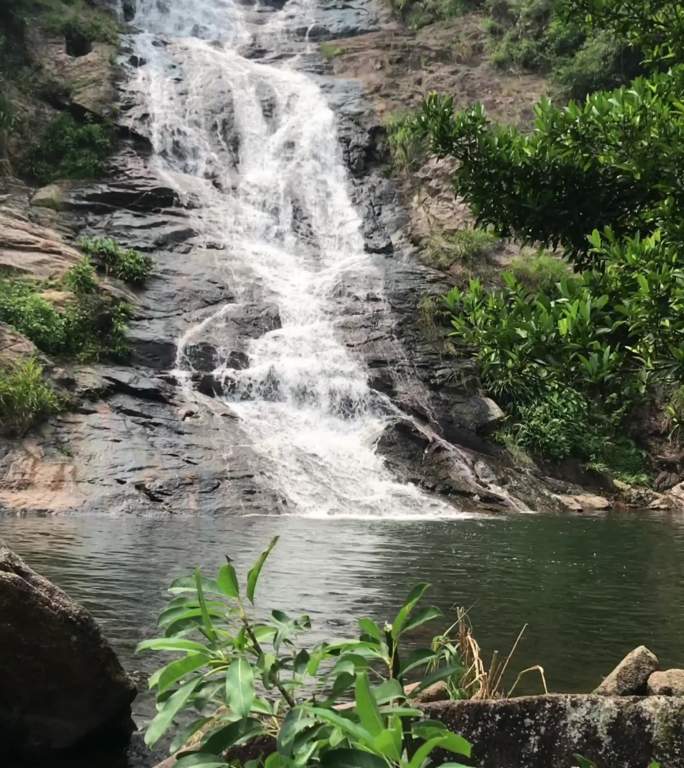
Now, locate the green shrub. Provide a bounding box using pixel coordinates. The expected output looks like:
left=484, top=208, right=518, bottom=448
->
left=389, top=0, right=483, bottom=26
left=397, top=1, right=684, bottom=478
left=511, top=383, right=591, bottom=461
left=386, top=112, right=426, bottom=171
left=0, top=278, right=130, bottom=361
left=439, top=230, right=684, bottom=479
left=21, top=113, right=114, bottom=184
left=585, top=436, right=649, bottom=486
left=51, top=10, right=118, bottom=46
left=508, top=250, right=573, bottom=291
left=0, top=281, right=67, bottom=354
left=563, top=0, right=684, bottom=66
left=79, top=236, right=152, bottom=286
left=319, top=42, right=345, bottom=60
left=0, top=358, right=60, bottom=435
left=424, top=228, right=500, bottom=270
left=486, top=0, right=641, bottom=99
left=409, top=77, right=684, bottom=267
left=139, top=538, right=474, bottom=766
left=64, top=257, right=98, bottom=295
left=553, top=31, right=640, bottom=100
left=665, top=385, right=684, bottom=442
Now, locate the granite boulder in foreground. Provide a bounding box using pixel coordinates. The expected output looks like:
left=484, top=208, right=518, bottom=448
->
left=424, top=694, right=684, bottom=768
left=0, top=545, right=136, bottom=755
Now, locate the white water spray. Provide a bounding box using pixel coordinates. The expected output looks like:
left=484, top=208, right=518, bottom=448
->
left=128, top=0, right=470, bottom=518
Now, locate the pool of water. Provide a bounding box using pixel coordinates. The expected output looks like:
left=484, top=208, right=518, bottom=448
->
left=2, top=510, right=683, bottom=723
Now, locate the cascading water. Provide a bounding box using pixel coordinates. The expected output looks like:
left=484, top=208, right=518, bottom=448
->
left=126, top=0, right=467, bottom=518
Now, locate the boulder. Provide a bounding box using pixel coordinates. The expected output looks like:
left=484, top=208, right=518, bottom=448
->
left=411, top=681, right=450, bottom=703
left=424, top=694, right=684, bottom=768
left=595, top=645, right=659, bottom=696
left=447, top=394, right=505, bottom=435
left=556, top=493, right=612, bottom=513
left=31, top=184, right=65, bottom=211
left=0, top=545, right=136, bottom=754
left=648, top=670, right=684, bottom=697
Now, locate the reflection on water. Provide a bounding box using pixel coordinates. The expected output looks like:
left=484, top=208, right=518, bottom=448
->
left=1, top=512, right=683, bottom=720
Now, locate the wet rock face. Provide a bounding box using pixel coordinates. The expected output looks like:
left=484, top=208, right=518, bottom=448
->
left=424, top=695, right=684, bottom=768
left=595, top=645, right=659, bottom=696
left=0, top=546, right=136, bottom=755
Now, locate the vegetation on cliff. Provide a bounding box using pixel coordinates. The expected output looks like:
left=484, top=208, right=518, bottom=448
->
left=396, top=0, right=684, bottom=483
left=21, top=113, right=115, bottom=184
left=0, top=358, right=60, bottom=435
left=0, top=0, right=119, bottom=179
left=385, top=0, right=642, bottom=101
left=79, top=237, right=154, bottom=286
left=0, top=258, right=132, bottom=363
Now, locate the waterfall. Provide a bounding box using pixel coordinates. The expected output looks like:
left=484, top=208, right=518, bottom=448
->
left=125, top=0, right=467, bottom=518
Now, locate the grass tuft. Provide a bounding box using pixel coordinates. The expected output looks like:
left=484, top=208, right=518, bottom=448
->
left=79, top=236, right=153, bottom=286
left=0, top=358, right=60, bottom=435
left=424, top=228, right=500, bottom=271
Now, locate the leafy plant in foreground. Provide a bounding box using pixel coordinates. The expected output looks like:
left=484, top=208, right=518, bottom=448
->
left=139, top=538, right=472, bottom=768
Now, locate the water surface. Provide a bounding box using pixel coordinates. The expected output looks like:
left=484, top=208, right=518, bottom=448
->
left=2, top=510, right=682, bottom=721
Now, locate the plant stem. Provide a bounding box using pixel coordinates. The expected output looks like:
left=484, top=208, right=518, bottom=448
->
left=237, top=599, right=296, bottom=708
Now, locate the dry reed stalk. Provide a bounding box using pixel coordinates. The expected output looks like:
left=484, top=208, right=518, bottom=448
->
left=447, top=607, right=546, bottom=700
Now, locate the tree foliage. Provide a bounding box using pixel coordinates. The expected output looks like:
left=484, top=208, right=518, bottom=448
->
left=562, top=0, right=684, bottom=65
left=403, top=0, right=684, bottom=473
left=409, top=72, right=684, bottom=266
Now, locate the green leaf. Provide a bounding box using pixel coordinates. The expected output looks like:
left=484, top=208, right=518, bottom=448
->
left=372, top=678, right=404, bottom=705
left=324, top=671, right=355, bottom=704
left=372, top=728, right=402, bottom=761
left=150, top=653, right=209, bottom=694
left=145, top=678, right=199, bottom=746
left=195, top=569, right=217, bottom=642
left=175, top=755, right=230, bottom=768
left=355, top=672, right=384, bottom=736
left=436, top=732, right=472, bottom=757
left=202, top=717, right=263, bottom=754
left=321, top=749, right=387, bottom=768
left=226, top=658, right=255, bottom=717
left=307, top=707, right=372, bottom=743
left=169, top=717, right=213, bottom=754
left=439, top=764, right=472, bottom=768
left=401, top=606, right=443, bottom=634
left=278, top=706, right=315, bottom=755
left=407, top=735, right=465, bottom=768
left=573, top=757, right=597, bottom=768
left=358, top=617, right=382, bottom=642
left=216, top=564, right=240, bottom=598
left=158, top=606, right=224, bottom=630
left=391, top=583, right=430, bottom=640
left=411, top=661, right=463, bottom=695
left=400, top=648, right=437, bottom=676
left=247, top=536, right=279, bottom=604
left=294, top=648, right=311, bottom=675
left=137, top=638, right=209, bottom=654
